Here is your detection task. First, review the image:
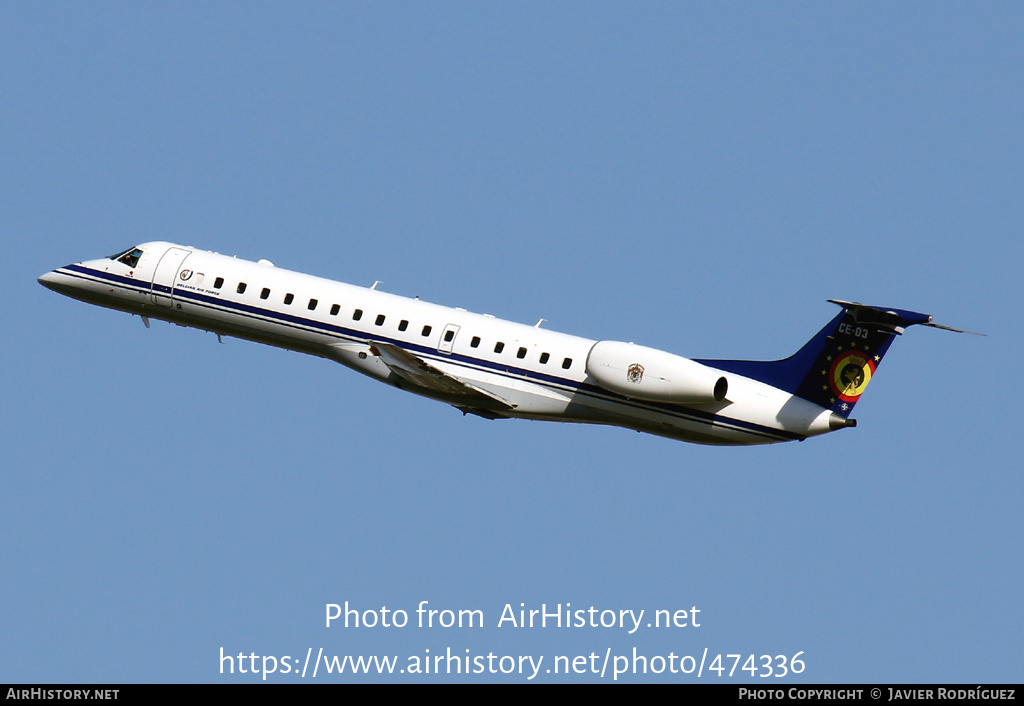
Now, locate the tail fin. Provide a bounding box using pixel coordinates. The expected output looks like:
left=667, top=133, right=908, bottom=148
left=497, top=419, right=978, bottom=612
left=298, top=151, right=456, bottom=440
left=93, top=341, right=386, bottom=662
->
left=697, top=300, right=976, bottom=418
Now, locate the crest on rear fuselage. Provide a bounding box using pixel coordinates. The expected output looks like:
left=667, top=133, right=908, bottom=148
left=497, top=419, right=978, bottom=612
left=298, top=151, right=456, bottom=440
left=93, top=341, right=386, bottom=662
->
left=627, top=363, right=644, bottom=384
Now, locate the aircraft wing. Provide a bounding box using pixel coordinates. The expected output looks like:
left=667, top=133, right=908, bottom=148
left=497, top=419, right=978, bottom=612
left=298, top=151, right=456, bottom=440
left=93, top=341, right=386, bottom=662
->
left=370, top=341, right=516, bottom=411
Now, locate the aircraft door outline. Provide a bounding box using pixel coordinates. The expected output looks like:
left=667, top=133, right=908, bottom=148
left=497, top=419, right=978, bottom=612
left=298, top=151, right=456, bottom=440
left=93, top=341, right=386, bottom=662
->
left=438, top=323, right=460, bottom=354
left=151, top=247, right=192, bottom=307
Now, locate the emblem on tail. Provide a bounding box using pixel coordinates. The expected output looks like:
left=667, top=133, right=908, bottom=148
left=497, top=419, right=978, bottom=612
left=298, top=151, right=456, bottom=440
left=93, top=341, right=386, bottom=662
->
left=697, top=299, right=980, bottom=420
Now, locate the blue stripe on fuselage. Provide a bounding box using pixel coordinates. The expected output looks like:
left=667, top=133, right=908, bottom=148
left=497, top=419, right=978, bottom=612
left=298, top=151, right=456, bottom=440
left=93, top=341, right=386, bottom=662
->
left=59, top=264, right=803, bottom=442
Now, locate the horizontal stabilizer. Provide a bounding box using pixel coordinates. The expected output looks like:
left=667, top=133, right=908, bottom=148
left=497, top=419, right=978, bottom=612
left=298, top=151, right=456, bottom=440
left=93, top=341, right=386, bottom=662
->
left=826, top=299, right=982, bottom=336
left=920, top=321, right=986, bottom=336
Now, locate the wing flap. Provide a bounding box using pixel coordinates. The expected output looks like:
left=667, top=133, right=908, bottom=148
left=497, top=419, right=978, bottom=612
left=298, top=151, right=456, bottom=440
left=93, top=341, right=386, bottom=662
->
left=370, top=342, right=515, bottom=409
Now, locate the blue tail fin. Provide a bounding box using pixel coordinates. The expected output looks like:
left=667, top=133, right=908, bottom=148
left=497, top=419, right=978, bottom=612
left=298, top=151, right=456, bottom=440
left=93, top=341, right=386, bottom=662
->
left=696, top=300, right=937, bottom=417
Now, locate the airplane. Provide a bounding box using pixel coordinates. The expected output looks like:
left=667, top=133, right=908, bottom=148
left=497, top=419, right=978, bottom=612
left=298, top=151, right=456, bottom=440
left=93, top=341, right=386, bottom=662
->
left=38, top=242, right=975, bottom=446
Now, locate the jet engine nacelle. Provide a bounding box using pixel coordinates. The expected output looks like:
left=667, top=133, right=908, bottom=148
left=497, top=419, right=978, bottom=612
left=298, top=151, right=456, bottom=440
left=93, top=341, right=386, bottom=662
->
left=585, top=340, right=728, bottom=404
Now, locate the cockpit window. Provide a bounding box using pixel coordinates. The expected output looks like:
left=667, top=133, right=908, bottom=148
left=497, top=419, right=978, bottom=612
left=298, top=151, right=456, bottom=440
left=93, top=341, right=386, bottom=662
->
left=108, top=247, right=144, bottom=268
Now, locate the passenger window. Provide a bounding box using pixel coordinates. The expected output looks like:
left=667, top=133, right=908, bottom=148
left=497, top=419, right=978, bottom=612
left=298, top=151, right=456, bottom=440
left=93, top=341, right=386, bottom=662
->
left=284, top=293, right=294, bottom=305
left=398, top=320, right=409, bottom=332
left=562, top=357, right=573, bottom=369
left=260, top=288, right=270, bottom=300
left=444, top=330, right=455, bottom=342
left=470, top=336, right=481, bottom=348
left=214, top=277, right=224, bottom=289
left=237, top=283, right=247, bottom=294
left=539, top=352, right=550, bottom=364
left=516, top=347, right=527, bottom=359
left=494, top=342, right=504, bottom=354
left=308, top=299, right=318, bottom=310
left=421, top=325, right=432, bottom=337
left=330, top=304, right=340, bottom=316
left=375, top=314, right=386, bottom=326
left=353, top=309, right=363, bottom=321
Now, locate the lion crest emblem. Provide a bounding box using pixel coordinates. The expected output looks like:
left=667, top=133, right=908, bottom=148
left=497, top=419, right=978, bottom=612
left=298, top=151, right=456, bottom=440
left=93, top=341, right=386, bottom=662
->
left=627, top=363, right=645, bottom=384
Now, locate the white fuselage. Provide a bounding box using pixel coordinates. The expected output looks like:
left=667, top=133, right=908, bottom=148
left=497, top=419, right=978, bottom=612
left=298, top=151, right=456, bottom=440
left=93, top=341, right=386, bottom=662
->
left=39, top=242, right=840, bottom=445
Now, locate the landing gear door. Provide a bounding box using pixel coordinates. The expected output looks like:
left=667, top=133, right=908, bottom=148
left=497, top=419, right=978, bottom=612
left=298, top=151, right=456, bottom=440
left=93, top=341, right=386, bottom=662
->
left=151, top=247, right=192, bottom=307
left=438, top=324, right=460, bottom=354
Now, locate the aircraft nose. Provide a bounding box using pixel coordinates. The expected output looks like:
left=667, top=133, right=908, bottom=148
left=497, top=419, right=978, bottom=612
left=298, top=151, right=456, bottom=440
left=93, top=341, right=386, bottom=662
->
left=38, top=269, right=75, bottom=296
left=38, top=270, right=61, bottom=291
left=38, top=270, right=58, bottom=291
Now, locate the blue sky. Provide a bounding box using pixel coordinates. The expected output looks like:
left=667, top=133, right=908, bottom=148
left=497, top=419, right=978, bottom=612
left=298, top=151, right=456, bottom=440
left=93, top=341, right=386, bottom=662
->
left=3, top=3, right=1021, bottom=683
